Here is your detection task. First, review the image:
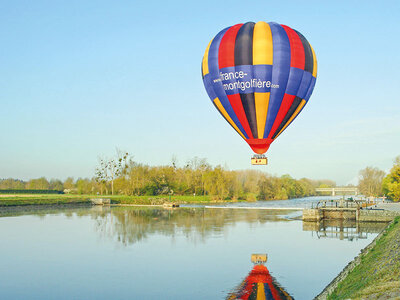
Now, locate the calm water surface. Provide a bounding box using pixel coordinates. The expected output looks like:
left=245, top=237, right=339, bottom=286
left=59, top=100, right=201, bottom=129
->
left=0, top=197, right=385, bottom=299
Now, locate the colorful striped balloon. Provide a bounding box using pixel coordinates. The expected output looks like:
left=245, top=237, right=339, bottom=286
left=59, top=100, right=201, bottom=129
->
left=202, top=21, right=317, bottom=154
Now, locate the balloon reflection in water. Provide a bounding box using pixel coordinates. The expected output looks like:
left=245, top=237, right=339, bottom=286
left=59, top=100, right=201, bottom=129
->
left=228, top=254, right=292, bottom=300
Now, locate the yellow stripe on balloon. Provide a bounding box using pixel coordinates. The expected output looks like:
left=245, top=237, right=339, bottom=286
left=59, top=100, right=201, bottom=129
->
left=213, top=98, right=246, bottom=140
left=253, top=22, right=272, bottom=139
left=274, top=99, right=306, bottom=139
left=311, top=45, right=317, bottom=77
left=255, top=92, right=270, bottom=138
left=257, top=282, right=266, bottom=300
left=253, top=21, right=273, bottom=65
left=202, top=39, right=213, bottom=77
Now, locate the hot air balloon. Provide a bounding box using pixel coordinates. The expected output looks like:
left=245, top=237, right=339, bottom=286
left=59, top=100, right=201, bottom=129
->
left=201, top=22, right=317, bottom=165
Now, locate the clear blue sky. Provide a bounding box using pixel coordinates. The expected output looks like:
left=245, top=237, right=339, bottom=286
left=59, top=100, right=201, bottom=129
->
left=1, top=0, right=399, bottom=185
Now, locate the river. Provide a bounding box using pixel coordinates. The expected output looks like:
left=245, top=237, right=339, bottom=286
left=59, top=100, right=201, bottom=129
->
left=0, top=196, right=386, bottom=299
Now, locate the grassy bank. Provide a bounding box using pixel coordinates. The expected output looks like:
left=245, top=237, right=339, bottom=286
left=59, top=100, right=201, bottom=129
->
left=327, top=216, right=400, bottom=299
left=0, top=194, right=221, bottom=207
left=0, top=195, right=91, bottom=206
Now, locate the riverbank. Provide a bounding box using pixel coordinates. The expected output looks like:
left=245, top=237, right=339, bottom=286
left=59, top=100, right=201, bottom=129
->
left=0, top=194, right=231, bottom=207
left=316, top=216, right=400, bottom=299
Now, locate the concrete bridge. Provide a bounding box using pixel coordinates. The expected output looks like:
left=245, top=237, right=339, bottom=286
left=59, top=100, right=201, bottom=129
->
left=315, top=187, right=358, bottom=196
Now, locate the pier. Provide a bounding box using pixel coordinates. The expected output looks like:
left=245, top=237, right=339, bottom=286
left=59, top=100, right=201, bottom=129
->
left=303, top=200, right=400, bottom=222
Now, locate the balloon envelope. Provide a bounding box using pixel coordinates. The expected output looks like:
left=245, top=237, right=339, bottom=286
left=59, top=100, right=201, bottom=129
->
left=202, top=21, right=317, bottom=154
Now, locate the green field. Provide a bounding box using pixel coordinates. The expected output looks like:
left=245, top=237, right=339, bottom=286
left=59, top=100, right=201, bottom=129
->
left=0, top=194, right=222, bottom=207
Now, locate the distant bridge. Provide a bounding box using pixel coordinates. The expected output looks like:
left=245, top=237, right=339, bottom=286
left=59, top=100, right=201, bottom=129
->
left=315, top=187, right=358, bottom=196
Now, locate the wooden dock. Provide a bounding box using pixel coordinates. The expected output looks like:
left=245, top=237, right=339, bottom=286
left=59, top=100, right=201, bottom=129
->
left=90, top=198, right=111, bottom=205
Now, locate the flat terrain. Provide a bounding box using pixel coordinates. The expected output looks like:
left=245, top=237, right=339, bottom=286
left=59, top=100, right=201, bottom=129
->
left=0, top=194, right=221, bottom=207
left=376, top=202, right=400, bottom=212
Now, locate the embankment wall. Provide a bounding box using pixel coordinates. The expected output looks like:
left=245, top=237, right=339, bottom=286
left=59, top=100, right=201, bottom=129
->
left=303, top=208, right=400, bottom=222
left=358, top=209, right=400, bottom=222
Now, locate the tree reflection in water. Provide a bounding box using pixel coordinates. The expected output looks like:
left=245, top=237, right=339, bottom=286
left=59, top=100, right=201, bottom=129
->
left=91, top=206, right=292, bottom=246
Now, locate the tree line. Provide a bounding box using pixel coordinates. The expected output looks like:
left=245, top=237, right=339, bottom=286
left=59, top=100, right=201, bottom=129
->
left=3, top=153, right=399, bottom=201
left=358, top=156, right=400, bottom=201
left=0, top=153, right=336, bottom=200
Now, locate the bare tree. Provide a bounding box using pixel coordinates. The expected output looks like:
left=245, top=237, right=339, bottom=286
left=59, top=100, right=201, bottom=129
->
left=95, top=150, right=130, bottom=195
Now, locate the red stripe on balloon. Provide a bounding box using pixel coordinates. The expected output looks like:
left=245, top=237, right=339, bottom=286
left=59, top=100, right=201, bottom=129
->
left=218, top=24, right=254, bottom=140
left=267, top=93, right=295, bottom=139
left=218, top=24, right=243, bottom=69
left=281, top=25, right=305, bottom=69
left=227, top=94, right=254, bottom=139
left=267, top=281, right=284, bottom=300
